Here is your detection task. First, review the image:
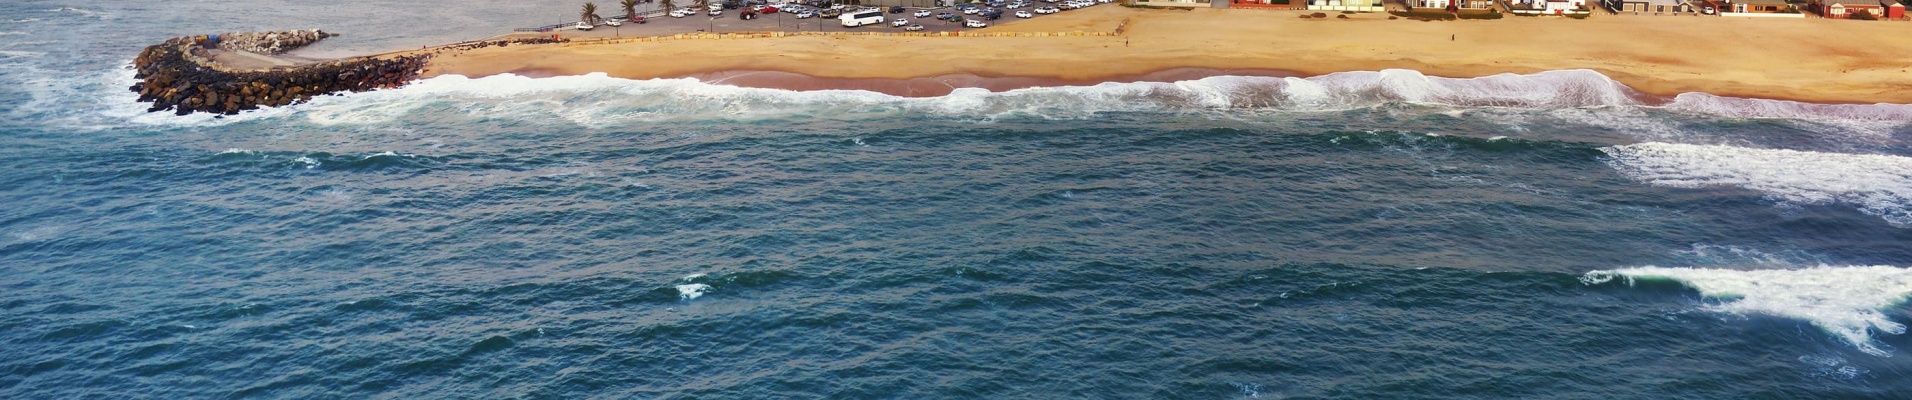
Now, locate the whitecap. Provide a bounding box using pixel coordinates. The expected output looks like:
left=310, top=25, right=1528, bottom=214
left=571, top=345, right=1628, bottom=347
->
left=675, top=283, right=711, bottom=301
left=1584, top=265, right=1912, bottom=356
left=1601, top=142, right=1912, bottom=227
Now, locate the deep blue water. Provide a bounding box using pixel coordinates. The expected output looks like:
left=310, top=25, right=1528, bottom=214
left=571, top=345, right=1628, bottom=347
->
left=5, top=1, right=1912, bottom=398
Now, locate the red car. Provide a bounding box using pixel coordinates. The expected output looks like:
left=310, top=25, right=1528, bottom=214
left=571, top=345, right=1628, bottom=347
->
left=755, top=5, right=779, bottom=13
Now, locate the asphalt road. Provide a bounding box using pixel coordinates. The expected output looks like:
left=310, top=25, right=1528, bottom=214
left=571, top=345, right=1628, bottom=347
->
left=560, top=4, right=1042, bottom=39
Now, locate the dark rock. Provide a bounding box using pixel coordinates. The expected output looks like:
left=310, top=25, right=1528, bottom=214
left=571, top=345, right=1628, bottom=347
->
left=129, top=32, right=433, bottom=116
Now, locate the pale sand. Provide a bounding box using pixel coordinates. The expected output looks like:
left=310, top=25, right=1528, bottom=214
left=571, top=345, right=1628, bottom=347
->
left=422, top=7, right=1912, bottom=104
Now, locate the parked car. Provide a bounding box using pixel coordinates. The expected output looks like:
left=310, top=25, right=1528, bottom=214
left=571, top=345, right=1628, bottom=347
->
left=964, top=19, right=987, bottom=28
left=603, top=18, right=621, bottom=26
left=890, top=6, right=906, bottom=13
left=575, top=21, right=594, bottom=30
left=796, top=10, right=815, bottom=18
left=708, top=8, right=722, bottom=15
left=670, top=8, right=690, bottom=17
left=1034, top=6, right=1059, bottom=13
left=962, top=7, right=980, bottom=14
left=755, top=5, right=779, bottom=12
left=936, top=12, right=955, bottom=19
left=630, top=15, right=646, bottom=23
left=892, top=18, right=910, bottom=26
left=820, top=8, right=842, bottom=17
left=1014, top=10, right=1032, bottom=17
left=914, top=9, right=932, bottom=17
left=904, top=24, right=925, bottom=31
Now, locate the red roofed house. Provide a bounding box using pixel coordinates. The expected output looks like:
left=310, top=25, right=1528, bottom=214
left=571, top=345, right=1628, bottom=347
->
left=1820, top=0, right=1885, bottom=17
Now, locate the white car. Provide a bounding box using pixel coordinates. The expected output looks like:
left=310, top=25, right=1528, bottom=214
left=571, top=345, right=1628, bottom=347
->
left=904, top=24, right=924, bottom=31
left=1014, top=10, right=1032, bottom=17
left=964, top=19, right=987, bottom=28
left=830, top=4, right=847, bottom=10
left=1034, top=6, right=1059, bottom=13
left=962, top=7, right=980, bottom=14
left=603, top=18, right=621, bottom=26
left=708, top=9, right=722, bottom=15
left=670, top=8, right=691, bottom=17
left=575, top=21, right=594, bottom=30
left=892, top=18, right=909, bottom=26
left=796, top=10, right=815, bottom=18
left=914, top=9, right=932, bottom=17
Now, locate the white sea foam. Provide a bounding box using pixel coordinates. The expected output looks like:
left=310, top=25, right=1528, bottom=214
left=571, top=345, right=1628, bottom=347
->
left=1582, top=265, right=1912, bottom=356
left=285, top=69, right=1660, bottom=126
left=1601, top=142, right=1912, bottom=227
left=0, top=31, right=27, bottom=36
left=675, top=283, right=711, bottom=301
left=1667, top=92, right=1912, bottom=122
left=64, top=65, right=1912, bottom=132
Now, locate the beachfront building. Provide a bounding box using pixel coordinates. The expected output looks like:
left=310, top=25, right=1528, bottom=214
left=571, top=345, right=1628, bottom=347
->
left=1412, top=0, right=1493, bottom=9
left=1726, top=0, right=1793, bottom=12
left=1510, top=0, right=1591, bottom=13
left=1304, top=0, right=1385, bottom=11
left=1618, top=0, right=1696, bottom=13
left=1818, top=0, right=1885, bottom=17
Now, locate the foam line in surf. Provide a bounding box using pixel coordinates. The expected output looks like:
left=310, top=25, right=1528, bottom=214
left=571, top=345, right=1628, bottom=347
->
left=1583, top=265, right=1912, bottom=356
left=1601, top=142, right=1912, bottom=227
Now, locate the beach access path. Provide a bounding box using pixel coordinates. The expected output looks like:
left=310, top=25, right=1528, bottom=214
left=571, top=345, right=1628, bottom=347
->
left=423, top=6, right=1912, bottom=104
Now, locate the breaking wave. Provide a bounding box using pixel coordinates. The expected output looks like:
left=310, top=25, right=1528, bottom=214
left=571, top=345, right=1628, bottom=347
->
left=132, top=69, right=1907, bottom=128
left=1601, top=142, right=1912, bottom=227
left=1582, top=265, right=1912, bottom=356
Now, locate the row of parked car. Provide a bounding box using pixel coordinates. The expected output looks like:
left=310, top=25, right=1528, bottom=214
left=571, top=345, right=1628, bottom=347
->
left=578, top=0, right=1109, bottom=32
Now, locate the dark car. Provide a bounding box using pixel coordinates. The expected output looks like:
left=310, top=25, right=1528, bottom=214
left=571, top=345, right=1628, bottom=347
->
left=983, top=10, right=1001, bottom=19
left=935, top=12, right=955, bottom=20
left=723, top=0, right=741, bottom=9
left=820, top=8, right=843, bottom=17
left=890, top=6, right=905, bottom=13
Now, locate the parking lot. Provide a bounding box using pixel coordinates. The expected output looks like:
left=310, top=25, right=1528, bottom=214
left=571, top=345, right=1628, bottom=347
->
left=545, top=1, right=1103, bottom=40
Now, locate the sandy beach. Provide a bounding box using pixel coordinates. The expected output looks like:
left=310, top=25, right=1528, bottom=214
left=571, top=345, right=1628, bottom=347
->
left=421, top=7, right=1912, bottom=104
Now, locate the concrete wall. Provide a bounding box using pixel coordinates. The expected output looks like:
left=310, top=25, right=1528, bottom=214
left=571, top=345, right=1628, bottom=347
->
left=1721, top=11, right=1806, bottom=16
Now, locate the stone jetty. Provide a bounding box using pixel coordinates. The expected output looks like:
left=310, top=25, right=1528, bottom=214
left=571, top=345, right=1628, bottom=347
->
left=128, top=31, right=430, bottom=116
left=217, top=29, right=336, bottom=55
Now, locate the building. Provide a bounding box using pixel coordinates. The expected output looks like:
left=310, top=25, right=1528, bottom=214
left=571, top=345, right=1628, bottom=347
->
left=1627, top=0, right=1696, bottom=12
left=1823, top=0, right=1885, bottom=17
left=1305, top=0, right=1386, bottom=11
left=1510, top=0, right=1590, bottom=12
left=1414, top=0, right=1493, bottom=9
left=1886, top=0, right=1906, bottom=18
left=1728, top=0, right=1792, bottom=12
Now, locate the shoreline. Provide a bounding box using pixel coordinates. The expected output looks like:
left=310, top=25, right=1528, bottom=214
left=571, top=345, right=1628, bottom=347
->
left=416, top=7, right=1912, bottom=105
left=673, top=67, right=1308, bottom=98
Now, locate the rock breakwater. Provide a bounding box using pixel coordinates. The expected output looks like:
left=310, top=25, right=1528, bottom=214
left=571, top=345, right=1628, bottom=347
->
left=128, top=33, right=428, bottom=116
left=217, top=29, right=336, bottom=55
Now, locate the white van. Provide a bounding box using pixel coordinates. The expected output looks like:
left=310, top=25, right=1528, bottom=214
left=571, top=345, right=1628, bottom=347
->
left=840, top=10, right=884, bottom=27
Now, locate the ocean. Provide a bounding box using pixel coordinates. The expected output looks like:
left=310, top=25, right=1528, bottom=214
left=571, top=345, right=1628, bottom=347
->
left=4, top=1, right=1912, bottom=398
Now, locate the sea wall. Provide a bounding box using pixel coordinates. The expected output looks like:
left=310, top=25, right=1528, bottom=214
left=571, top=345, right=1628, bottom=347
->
left=128, top=34, right=429, bottom=116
